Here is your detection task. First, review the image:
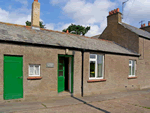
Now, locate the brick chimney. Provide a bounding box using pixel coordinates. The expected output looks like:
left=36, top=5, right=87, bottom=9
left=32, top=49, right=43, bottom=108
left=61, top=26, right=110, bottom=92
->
left=31, top=0, right=40, bottom=28
left=140, top=21, right=150, bottom=33
left=107, top=8, right=122, bottom=25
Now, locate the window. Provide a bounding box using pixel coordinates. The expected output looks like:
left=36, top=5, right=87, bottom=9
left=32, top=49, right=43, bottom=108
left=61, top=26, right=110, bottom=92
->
left=89, top=54, right=104, bottom=79
left=29, top=64, right=40, bottom=76
left=129, top=60, right=136, bottom=77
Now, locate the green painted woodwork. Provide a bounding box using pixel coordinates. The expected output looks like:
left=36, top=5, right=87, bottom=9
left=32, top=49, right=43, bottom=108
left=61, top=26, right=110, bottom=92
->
left=71, top=56, right=74, bottom=93
left=4, top=56, right=23, bottom=100
left=58, top=55, right=74, bottom=94
left=58, top=57, right=65, bottom=93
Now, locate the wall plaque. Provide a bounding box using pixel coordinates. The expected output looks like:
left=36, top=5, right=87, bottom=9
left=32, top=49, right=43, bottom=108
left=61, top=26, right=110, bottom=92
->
left=46, top=63, right=54, bottom=68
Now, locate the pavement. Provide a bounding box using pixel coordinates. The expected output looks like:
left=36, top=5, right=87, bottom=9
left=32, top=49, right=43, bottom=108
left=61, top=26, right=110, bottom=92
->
left=0, top=89, right=150, bottom=113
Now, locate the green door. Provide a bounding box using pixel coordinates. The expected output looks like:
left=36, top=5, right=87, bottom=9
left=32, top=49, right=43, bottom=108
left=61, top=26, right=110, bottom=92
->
left=4, top=56, right=23, bottom=100
left=58, top=55, right=74, bottom=93
left=58, top=57, right=65, bottom=93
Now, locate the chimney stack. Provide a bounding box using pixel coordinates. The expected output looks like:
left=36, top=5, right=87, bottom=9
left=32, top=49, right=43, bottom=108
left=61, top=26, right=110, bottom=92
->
left=140, top=21, right=150, bottom=33
left=148, top=21, right=150, bottom=26
left=107, top=8, right=122, bottom=25
left=31, top=0, right=40, bottom=28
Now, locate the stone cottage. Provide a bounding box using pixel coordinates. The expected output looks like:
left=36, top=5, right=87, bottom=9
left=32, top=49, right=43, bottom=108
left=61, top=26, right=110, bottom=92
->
left=0, top=0, right=149, bottom=102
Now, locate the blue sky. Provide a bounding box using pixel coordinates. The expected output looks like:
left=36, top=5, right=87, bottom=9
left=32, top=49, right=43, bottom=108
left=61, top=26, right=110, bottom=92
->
left=0, top=0, right=149, bottom=36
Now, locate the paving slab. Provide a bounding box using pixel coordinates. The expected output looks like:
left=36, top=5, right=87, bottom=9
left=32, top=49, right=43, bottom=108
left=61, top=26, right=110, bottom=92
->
left=0, top=89, right=150, bottom=113
left=0, top=102, right=44, bottom=113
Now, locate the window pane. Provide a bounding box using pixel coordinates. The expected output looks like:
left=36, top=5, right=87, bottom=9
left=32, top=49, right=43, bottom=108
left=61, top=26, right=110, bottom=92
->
left=90, top=54, right=96, bottom=59
left=132, top=61, right=135, bottom=75
left=97, top=55, right=103, bottom=77
left=97, top=55, right=103, bottom=64
left=35, top=65, right=39, bottom=75
left=90, top=61, right=95, bottom=77
left=29, top=65, right=34, bottom=75
left=59, top=58, right=64, bottom=64
left=129, top=60, right=132, bottom=64
left=59, top=71, right=63, bottom=76
left=129, top=66, right=131, bottom=75
left=97, top=64, right=102, bottom=77
left=59, top=64, right=63, bottom=70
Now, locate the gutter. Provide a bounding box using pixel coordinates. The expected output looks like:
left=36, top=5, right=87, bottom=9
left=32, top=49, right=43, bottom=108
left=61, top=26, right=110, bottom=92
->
left=0, top=39, right=140, bottom=57
left=139, top=35, right=150, bottom=40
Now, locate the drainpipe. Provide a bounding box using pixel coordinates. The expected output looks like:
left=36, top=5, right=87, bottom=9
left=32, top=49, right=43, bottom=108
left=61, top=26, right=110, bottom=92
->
left=81, top=49, right=85, bottom=97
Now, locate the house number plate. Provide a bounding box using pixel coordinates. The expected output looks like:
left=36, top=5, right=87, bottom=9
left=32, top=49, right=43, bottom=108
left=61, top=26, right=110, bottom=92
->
left=46, top=63, right=54, bottom=68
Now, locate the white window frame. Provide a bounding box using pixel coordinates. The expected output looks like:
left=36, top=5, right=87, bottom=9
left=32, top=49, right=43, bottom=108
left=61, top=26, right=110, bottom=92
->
left=129, top=60, right=136, bottom=77
left=29, top=64, right=40, bottom=77
left=89, top=54, right=104, bottom=80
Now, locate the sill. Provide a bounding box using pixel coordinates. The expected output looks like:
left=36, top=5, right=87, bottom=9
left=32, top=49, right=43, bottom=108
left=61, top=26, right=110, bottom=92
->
left=87, top=79, right=106, bottom=83
left=128, top=76, right=137, bottom=79
left=27, top=77, right=42, bottom=80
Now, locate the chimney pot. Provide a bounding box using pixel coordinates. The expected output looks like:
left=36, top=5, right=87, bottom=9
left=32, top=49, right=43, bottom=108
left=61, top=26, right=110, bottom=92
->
left=143, top=23, right=145, bottom=27
left=34, top=0, right=38, bottom=2
left=148, top=21, right=150, bottom=26
left=114, top=9, right=117, bottom=13
left=109, top=11, right=111, bottom=15
left=117, top=8, right=119, bottom=12
left=110, top=11, right=112, bottom=14
left=141, top=24, right=143, bottom=28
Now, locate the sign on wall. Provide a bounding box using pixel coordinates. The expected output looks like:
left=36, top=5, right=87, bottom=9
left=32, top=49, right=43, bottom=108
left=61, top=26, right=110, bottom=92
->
left=46, top=63, right=54, bottom=68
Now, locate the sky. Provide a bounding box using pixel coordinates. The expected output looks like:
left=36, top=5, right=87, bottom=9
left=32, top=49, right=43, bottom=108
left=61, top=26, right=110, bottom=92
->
left=0, top=0, right=149, bottom=37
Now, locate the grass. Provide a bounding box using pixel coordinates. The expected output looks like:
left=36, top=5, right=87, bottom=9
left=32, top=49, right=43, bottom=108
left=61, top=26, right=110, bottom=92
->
left=142, top=106, right=150, bottom=109
left=128, top=103, right=150, bottom=109
left=41, top=103, right=47, bottom=108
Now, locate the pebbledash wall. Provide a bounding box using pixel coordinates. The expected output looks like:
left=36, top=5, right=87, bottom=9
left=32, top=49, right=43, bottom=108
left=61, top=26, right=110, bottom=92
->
left=138, top=37, right=150, bottom=89
left=83, top=52, right=139, bottom=96
left=0, top=42, right=82, bottom=101
left=0, top=41, right=140, bottom=102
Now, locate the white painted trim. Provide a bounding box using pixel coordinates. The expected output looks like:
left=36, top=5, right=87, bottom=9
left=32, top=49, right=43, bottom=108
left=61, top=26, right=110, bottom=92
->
left=128, top=60, right=136, bottom=77
left=29, top=64, right=40, bottom=77
left=89, top=54, right=104, bottom=79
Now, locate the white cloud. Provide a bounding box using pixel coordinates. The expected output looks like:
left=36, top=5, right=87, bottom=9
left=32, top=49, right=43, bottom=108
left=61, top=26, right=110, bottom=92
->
left=0, top=0, right=31, bottom=25
left=15, top=0, right=28, bottom=6
left=86, top=19, right=107, bottom=37
left=45, top=22, right=71, bottom=32
left=63, top=0, right=116, bottom=25
left=47, top=0, right=115, bottom=36
left=0, top=7, right=31, bottom=25
left=50, top=0, right=67, bottom=5
left=45, top=23, right=55, bottom=30
left=122, top=0, right=150, bottom=27
left=58, top=0, right=116, bottom=36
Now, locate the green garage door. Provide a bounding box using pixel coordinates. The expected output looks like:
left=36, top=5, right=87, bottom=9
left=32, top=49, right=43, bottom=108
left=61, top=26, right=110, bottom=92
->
left=4, top=56, right=23, bottom=100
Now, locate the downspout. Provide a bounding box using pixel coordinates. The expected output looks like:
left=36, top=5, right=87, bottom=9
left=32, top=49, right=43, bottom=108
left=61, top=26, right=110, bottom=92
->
left=81, top=49, right=85, bottom=97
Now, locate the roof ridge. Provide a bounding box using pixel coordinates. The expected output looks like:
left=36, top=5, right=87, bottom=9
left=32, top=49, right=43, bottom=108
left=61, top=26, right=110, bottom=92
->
left=120, top=22, right=150, bottom=34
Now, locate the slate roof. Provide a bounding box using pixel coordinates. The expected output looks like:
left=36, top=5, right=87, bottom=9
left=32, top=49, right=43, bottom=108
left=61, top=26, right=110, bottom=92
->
left=0, top=22, right=139, bottom=56
left=119, top=22, right=150, bottom=39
